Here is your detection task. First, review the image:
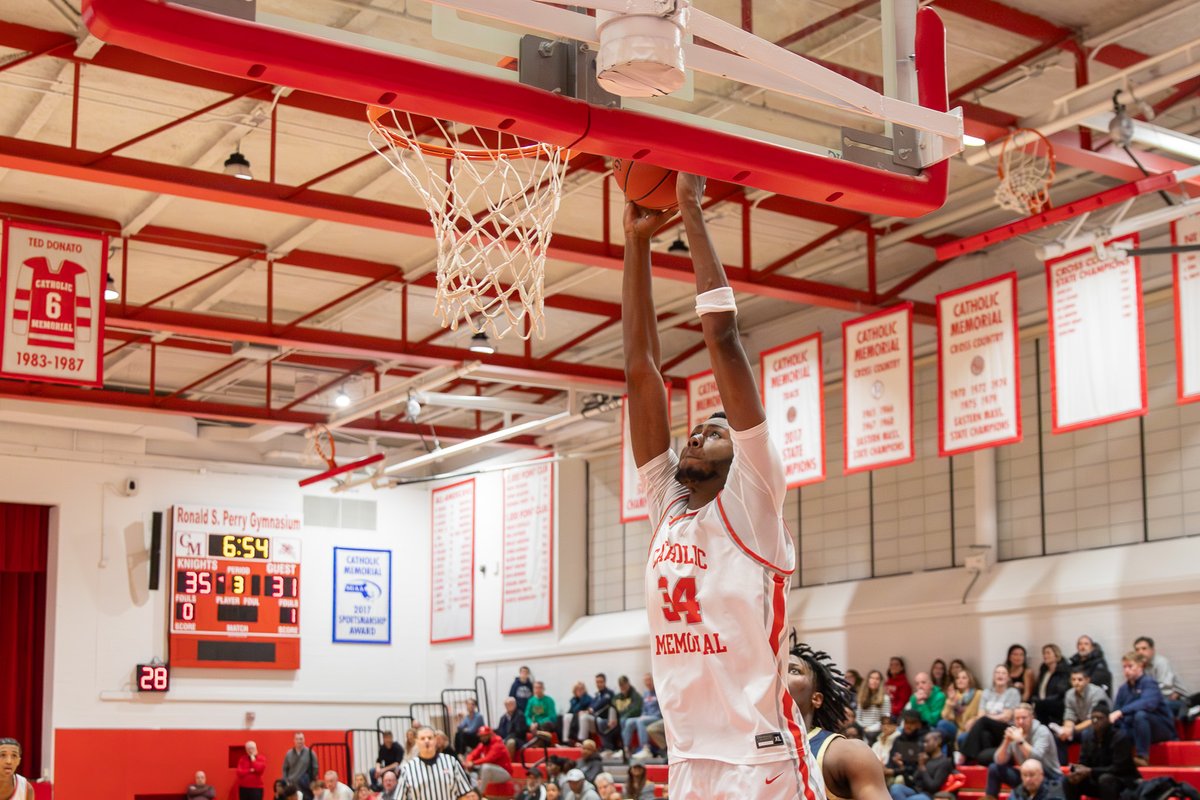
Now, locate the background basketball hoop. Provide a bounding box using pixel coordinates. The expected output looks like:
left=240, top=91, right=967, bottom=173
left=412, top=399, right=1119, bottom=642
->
left=994, top=128, right=1056, bottom=215
left=367, top=106, right=571, bottom=342
left=305, top=424, right=337, bottom=471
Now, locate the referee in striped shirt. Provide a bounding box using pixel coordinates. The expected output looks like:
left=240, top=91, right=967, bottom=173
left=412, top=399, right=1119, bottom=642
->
left=397, top=726, right=478, bottom=800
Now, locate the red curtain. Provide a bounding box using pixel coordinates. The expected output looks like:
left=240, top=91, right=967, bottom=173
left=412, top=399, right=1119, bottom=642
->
left=0, top=503, right=49, bottom=778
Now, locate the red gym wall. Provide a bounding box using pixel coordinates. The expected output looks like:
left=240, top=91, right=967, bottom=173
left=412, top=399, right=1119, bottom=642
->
left=55, top=729, right=345, bottom=799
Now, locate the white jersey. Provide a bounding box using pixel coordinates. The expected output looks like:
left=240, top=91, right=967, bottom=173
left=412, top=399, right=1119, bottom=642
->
left=638, top=420, right=823, bottom=797
left=10, top=775, right=29, bottom=798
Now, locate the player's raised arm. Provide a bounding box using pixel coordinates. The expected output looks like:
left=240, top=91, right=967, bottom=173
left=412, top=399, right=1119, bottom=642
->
left=622, top=202, right=674, bottom=467
left=676, top=174, right=766, bottom=432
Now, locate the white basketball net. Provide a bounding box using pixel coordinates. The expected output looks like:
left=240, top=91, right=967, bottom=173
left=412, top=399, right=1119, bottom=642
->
left=994, top=128, right=1056, bottom=215
left=367, top=107, right=570, bottom=340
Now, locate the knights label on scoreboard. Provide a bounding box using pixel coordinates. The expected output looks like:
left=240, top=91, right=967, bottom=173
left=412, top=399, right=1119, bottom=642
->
left=0, top=221, right=107, bottom=387
left=169, top=504, right=304, bottom=670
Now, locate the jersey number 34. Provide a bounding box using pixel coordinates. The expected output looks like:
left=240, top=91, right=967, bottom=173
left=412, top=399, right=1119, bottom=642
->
left=658, top=576, right=703, bottom=623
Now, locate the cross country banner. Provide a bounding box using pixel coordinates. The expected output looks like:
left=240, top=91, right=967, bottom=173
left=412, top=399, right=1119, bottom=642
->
left=1046, top=236, right=1147, bottom=432
left=0, top=221, right=107, bottom=387
left=1173, top=211, right=1200, bottom=403
left=687, top=369, right=724, bottom=433
left=760, top=333, right=825, bottom=487
left=843, top=304, right=914, bottom=474
left=936, top=273, right=1022, bottom=456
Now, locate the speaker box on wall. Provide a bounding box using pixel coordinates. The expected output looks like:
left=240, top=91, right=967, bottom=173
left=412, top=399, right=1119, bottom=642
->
left=148, top=511, right=163, bottom=591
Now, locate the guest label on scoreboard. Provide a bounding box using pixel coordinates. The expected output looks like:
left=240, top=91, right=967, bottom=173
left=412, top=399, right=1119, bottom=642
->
left=169, top=504, right=303, bottom=670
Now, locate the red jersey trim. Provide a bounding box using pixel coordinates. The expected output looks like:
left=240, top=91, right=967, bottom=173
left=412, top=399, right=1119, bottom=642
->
left=770, top=574, right=816, bottom=800
left=715, top=494, right=795, bottom=576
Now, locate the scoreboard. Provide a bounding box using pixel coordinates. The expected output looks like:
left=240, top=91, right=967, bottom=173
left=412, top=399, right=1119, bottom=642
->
left=169, top=504, right=303, bottom=670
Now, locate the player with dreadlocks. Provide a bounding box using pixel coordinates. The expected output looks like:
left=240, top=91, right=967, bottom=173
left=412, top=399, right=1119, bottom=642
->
left=788, top=639, right=890, bottom=800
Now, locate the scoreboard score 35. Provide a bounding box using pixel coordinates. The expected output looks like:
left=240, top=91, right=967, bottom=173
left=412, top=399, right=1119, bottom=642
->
left=170, top=504, right=303, bottom=670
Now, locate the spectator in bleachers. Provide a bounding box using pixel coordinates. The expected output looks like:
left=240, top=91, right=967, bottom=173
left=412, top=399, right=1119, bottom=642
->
left=1006, top=645, right=1037, bottom=702
left=236, top=741, right=268, bottom=800
left=400, top=730, right=418, bottom=765
left=960, top=665, right=1022, bottom=765
left=371, top=731, right=403, bottom=790
left=983, top=703, right=1061, bottom=800
left=280, top=785, right=303, bottom=800
left=623, top=762, right=655, bottom=800
left=272, top=779, right=289, bottom=800
left=860, top=670, right=890, bottom=740
left=352, top=774, right=369, bottom=793
left=873, top=715, right=900, bottom=768
left=1112, top=650, right=1178, bottom=766
left=1063, top=703, right=1139, bottom=800
left=1033, top=645, right=1071, bottom=727
left=643, top=719, right=666, bottom=755
left=526, top=681, right=559, bottom=742
left=515, top=769, right=547, bottom=800
left=931, top=660, right=951, bottom=694
left=545, top=756, right=573, bottom=791
left=940, top=666, right=981, bottom=753
left=844, top=723, right=866, bottom=740
left=888, top=731, right=952, bottom=800
left=312, top=782, right=330, bottom=800
left=510, top=666, right=535, bottom=714
left=624, top=673, right=662, bottom=760
left=593, top=772, right=616, bottom=798
left=907, top=672, right=947, bottom=731
left=845, top=669, right=864, bottom=710
left=950, top=659, right=968, bottom=681
left=497, top=696, right=530, bottom=759
left=187, top=770, right=216, bottom=800
left=884, top=710, right=929, bottom=787
left=1010, top=760, right=1064, bottom=800
left=323, top=770, right=353, bottom=800
left=1135, top=636, right=1191, bottom=719
left=545, top=782, right=562, bottom=800
left=353, top=786, right=374, bottom=799
left=562, top=681, right=594, bottom=745
left=464, top=726, right=513, bottom=791
left=562, top=768, right=600, bottom=800
left=608, top=675, right=642, bottom=758
left=433, top=730, right=453, bottom=756
left=887, top=657, right=914, bottom=717
left=588, top=674, right=617, bottom=750
left=1068, top=636, right=1113, bottom=693
left=378, top=770, right=400, bottom=800
left=454, top=697, right=486, bottom=755
left=283, top=734, right=319, bottom=800
left=577, top=740, right=604, bottom=782
left=1056, top=666, right=1109, bottom=765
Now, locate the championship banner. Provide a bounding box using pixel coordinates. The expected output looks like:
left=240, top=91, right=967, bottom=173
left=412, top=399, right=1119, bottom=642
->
left=843, top=304, right=914, bottom=474
left=0, top=221, right=107, bottom=387
left=1173, top=213, right=1200, bottom=403
left=760, top=333, right=825, bottom=487
left=1046, top=236, right=1147, bottom=432
left=333, top=547, right=392, bottom=644
left=501, top=460, right=553, bottom=634
left=937, top=274, right=1022, bottom=456
left=430, top=478, right=474, bottom=644
left=687, top=369, right=723, bottom=433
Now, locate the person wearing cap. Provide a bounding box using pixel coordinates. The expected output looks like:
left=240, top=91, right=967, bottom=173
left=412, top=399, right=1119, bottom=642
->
left=561, top=769, right=600, bottom=800
left=464, top=726, right=513, bottom=792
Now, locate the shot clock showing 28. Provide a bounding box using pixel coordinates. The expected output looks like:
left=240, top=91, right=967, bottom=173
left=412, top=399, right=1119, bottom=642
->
left=169, top=504, right=304, bottom=670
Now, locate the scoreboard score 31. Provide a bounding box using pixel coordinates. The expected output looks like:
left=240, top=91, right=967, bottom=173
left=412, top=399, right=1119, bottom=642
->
left=170, top=504, right=303, bottom=670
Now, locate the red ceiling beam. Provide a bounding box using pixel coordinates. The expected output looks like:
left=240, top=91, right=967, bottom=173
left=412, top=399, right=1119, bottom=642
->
left=0, top=378, right=539, bottom=445
left=775, top=0, right=877, bottom=49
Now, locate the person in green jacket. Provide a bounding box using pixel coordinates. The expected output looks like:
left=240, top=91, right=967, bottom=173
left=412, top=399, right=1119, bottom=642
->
left=907, top=672, right=947, bottom=729
left=606, top=675, right=643, bottom=756
left=525, top=681, right=559, bottom=740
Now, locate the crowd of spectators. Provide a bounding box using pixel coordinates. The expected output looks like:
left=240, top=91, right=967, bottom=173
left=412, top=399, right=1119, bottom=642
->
left=827, top=635, right=1197, bottom=800
left=190, top=636, right=1194, bottom=800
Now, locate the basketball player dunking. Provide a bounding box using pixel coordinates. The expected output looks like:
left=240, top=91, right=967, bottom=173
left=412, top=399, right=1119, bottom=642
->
left=622, top=174, right=826, bottom=800
left=0, top=739, right=33, bottom=800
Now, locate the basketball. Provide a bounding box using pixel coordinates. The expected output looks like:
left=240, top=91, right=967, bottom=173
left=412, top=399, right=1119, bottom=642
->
left=613, top=159, right=679, bottom=211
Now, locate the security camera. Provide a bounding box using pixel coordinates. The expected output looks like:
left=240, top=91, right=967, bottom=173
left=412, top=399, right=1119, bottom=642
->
left=124, top=478, right=139, bottom=497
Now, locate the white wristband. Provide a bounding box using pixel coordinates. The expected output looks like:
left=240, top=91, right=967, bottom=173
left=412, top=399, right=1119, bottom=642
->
left=695, top=286, right=736, bottom=317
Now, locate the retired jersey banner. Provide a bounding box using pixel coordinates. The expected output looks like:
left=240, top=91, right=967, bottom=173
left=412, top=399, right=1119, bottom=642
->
left=760, top=333, right=825, bottom=487
left=430, top=478, right=474, bottom=644
left=843, top=304, right=914, bottom=474
left=937, top=274, right=1022, bottom=456
left=1046, top=236, right=1147, bottom=432
left=1173, top=213, right=1200, bottom=403
left=687, top=369, right=723, bottom=433
left=0, top=221, right=107, bottom=387
left=501, top=460, right=553, bottom=634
